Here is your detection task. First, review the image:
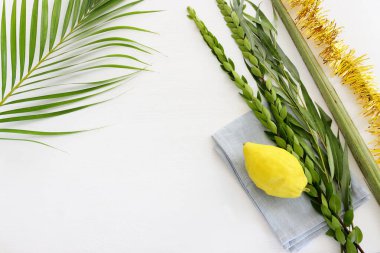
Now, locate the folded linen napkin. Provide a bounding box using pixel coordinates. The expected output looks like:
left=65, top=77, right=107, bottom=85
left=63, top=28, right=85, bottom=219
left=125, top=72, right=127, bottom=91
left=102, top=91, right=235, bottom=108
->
left=212, top=112, right=369, bottom=252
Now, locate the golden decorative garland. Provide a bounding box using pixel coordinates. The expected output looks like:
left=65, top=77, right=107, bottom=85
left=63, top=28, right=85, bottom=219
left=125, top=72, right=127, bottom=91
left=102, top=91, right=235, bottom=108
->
left=283, top=0, right=380, bottom=163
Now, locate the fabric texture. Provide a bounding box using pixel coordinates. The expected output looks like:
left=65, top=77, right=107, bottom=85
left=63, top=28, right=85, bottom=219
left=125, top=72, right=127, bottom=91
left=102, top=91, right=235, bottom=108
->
left=212, top=112, right=369, bottom=252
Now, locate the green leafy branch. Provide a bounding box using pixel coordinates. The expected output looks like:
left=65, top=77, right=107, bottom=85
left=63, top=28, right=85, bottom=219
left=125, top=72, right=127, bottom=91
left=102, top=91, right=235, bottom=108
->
left=0, top=0, right=158, bottom=145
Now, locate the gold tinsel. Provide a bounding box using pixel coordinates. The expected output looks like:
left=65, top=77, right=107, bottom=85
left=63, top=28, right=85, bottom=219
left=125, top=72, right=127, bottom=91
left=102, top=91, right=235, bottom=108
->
left=284, top=0, right=380, bottom=163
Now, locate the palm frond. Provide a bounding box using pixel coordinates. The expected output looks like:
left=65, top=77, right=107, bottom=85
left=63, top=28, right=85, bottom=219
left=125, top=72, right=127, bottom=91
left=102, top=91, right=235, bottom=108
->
left=0, top=0, right=157, bottom=146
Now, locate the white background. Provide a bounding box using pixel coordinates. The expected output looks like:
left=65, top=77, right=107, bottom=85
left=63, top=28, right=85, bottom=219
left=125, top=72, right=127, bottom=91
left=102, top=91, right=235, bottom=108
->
left=1, top=0, right=380, bottom=252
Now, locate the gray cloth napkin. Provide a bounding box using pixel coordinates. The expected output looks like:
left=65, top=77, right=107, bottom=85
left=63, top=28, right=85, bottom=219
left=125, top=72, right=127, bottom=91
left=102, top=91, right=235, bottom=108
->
left=212, top=112, right=369, bottom=252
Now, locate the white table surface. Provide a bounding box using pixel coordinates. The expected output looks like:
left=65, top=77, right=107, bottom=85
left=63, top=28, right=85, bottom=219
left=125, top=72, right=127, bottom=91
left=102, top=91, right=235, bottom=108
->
left=0, top=0, right=379, bottom=252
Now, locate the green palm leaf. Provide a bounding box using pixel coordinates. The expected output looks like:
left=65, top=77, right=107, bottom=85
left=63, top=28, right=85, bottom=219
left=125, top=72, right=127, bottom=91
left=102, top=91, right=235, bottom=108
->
left=0, top=0, right=157, bottom=147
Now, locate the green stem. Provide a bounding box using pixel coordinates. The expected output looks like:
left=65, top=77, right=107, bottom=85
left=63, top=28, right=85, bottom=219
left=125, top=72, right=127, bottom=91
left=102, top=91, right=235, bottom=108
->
left=271, top=0, right=380, bottom=205
left=335, top=214, right=364, bottom=253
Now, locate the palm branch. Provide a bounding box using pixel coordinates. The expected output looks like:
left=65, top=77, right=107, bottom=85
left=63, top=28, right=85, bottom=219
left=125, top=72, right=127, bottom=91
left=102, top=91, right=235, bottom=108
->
left=0, top=0, right=157, bottom=146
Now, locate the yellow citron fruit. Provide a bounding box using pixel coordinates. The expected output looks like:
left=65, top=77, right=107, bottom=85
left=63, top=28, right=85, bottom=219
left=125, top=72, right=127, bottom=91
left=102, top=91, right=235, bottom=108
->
left=243, top=142, right=307, bottom=198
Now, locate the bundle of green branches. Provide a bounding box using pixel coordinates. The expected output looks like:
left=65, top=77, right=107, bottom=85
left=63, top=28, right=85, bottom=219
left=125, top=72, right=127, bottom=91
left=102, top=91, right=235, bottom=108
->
left=0, top=0, right=157, bottom=146
left=188, top=0, right=364, bottom=252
